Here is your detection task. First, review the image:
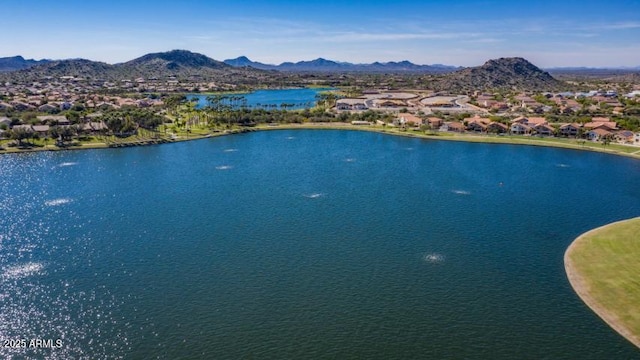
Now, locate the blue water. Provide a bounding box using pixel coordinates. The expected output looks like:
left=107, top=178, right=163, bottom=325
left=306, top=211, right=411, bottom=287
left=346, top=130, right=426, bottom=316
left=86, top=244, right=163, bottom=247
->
left=189, top=88, right=334, bottom=110
left=1, top=130, right=639, bottom=359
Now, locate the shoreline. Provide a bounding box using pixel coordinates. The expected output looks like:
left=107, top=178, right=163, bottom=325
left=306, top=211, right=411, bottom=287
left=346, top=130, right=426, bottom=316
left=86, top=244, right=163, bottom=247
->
left=564, top=218, right=640, bottom=349
left=1, top=122, right=640, bottom=161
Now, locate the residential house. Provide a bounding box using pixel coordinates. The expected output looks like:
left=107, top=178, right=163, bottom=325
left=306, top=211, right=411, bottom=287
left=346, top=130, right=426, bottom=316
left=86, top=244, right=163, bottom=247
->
left=395, top=113, right=423, bottom=127
left=559, top=123, right=581, bottom=137
left=583, top=120, right=617, bottom=131
left=614, top=130, right=635, bottom=144
left=510, top=122, right=532, bottom=135
left=487, top=122, right=509, bottom=134
left=512, top=116, right=547, bottom=127
left=38, top=103, right=59, bottom=112
left=440, top=121, right=465, bottom=132
left=426, top=117, right=443, bottom=129
left=587, top=128, right=613, bottom=141
left=336, top=99, right=368, bottom=111
left=37, top=115, right=70, bottom=125
left=83, top=121, right=108, bottom=133
left=32, top=125, right=50, bottom=135
left=533, top=123, right=556, bottom=137
left=635, top=132, right=640, bottom=146
left=465, top=118, right=490, bottom=133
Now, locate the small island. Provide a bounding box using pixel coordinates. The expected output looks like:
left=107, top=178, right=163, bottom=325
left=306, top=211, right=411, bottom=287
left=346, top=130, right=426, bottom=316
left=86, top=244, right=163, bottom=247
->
left=565, top=217, right=640, bottom=348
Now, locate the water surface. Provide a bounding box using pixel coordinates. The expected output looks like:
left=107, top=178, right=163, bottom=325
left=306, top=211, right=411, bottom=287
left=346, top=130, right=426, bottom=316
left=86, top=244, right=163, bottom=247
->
left=1, top=130, right=639, bottom=359
left=189, top=88, right=333, bottom=110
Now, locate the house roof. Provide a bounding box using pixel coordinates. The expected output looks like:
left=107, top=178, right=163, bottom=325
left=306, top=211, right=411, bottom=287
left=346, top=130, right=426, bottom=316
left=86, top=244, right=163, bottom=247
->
left=560, top=123, right=582, bottom=129
left=397, top=113, right=422, bottom=124
left=589, top=128, right=612, bottom=136
left=511, top=123, right=532, bottom=130
left=583, top=121, right=617, bottom=130
left=488, top=122, right=509, bottom=130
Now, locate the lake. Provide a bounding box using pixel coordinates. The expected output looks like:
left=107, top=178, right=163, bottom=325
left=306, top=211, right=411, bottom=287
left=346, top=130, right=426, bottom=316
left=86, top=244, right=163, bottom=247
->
left=1, top=130, right=639, bottom=359
left=188, top=88, right=334, bottom=110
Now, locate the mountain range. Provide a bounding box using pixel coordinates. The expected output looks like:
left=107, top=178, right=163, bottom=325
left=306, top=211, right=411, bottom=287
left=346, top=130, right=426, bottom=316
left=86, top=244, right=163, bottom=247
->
left=0, top=56, right=51, bottom=72
left=0, top=50, right=569, bottom=91
left=427, top=57, right=564, bottom=92
left=222, top=56, right=459, bottom=73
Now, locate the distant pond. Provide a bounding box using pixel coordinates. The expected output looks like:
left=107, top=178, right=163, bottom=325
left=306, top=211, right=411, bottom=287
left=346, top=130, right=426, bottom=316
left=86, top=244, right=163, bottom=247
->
left=188, top=88, right=335, bottom=110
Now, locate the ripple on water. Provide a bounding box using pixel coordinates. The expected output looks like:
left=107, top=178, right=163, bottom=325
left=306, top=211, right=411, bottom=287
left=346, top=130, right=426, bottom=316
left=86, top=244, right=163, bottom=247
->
left=423, top=253, right=445, bottom=264
left=223, top=149, right=238, bottom=152
left=452, top=190, right=471, bottom=195
left=1, top=262, right=45, bottom=281
left=215, top=165, right=233, bottom=170
left=45, top=198, right=72, bottom=206
left=303, top=193, right=324, bottom=199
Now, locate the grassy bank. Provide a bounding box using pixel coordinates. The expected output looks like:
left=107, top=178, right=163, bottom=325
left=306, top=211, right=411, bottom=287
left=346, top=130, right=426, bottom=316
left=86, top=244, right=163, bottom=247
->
left=255, top=123, right=640, bottom=160
left=2, top=122, right=640, bottom=160
left=565, top=218, right=640, bottom=348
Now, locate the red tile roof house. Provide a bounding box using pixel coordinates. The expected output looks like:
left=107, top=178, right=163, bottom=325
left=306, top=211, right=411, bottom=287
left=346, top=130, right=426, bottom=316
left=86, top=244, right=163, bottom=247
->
left=440, top=121, right=465, bottom=132
left=512, top=116, right=548, bottom=127
left=487, top=122, right=509, bottom=134
left=533, top=123, right=556, bottom=137
left=427, top=117, right=443, bottom=129
left=587, top=128, right=613, bottom=142
left=395, top=113, right=424, bottom=127
left=465, top=118, right=490, bottom=133
left=559, top=123, right=582, bottom=137
left=510, top=122, right=533, bottom=135
left=614, top=130, right=635, bottom=144
left=583, top=120, right=617, bottom=131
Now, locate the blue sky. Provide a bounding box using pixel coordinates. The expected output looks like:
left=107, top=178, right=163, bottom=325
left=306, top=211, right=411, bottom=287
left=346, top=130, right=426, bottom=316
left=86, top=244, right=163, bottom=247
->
left=2, top=0, right=639, bottom=67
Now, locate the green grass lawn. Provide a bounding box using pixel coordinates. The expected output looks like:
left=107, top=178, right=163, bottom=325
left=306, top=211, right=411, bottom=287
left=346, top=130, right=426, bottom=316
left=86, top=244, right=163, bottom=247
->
left=566, top=218, right=640, bottom=348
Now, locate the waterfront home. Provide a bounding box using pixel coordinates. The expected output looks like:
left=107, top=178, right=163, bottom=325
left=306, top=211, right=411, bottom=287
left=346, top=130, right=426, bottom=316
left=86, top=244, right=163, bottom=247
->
left=583, top=120, right=617, bottom=131
left=559, top=123, right=582, bottom=137
left=440, top=121, right=465, bottom=132
left=32, top=125, right=50, bottom=135
left=466, top=118, right=490, bottom=133
left=512, top=116, right=548, bottom=127
left=487, top=122, right=509, bottom=134
left=587, top=128, right=613, bottom=141
left=396, top=113, right=423, bottom=127
left=614, top=130, right=635, bottom=144
left=510, top=122, right=533, bottom=135
left=427, top=117, right=443, bottom=129
left=533, top=123, right=556, bottom=136
left=83, top=121, right=108, bottom=133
